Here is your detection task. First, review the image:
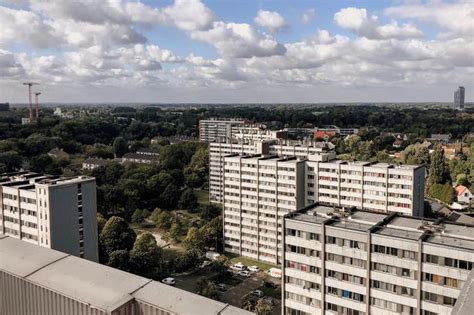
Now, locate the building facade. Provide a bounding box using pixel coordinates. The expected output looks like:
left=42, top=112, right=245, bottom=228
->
left=454, top=86, right=465, bottom=110
left=210, top=139, right=336, bottom=203
left=223, top=155, right=306, bottom=264
left=222, top=156, right=425, bottom=264
left=282, top=204, right=474, bottom=315
left=198, top=118, right=246, bottom=143
left=305, top=160, right=426, bottom=217
left=0, top=172, right=98, bottom=261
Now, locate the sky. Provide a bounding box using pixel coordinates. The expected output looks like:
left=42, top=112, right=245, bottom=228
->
left=0, top=0, right=472, bottom=103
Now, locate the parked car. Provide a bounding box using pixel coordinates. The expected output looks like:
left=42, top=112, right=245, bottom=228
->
left=199, top=260, right=212, bottom=269
left=248, top=265, right=260, bottom=272
left=251, top=289, right=264, bottom=298
left=161, top=277, right=176, bottom=285
left=238, top=270, right=251, bottom=277
left=216, top=283, right=226, bottom=291
left=230, top=262, right=247, bottom=272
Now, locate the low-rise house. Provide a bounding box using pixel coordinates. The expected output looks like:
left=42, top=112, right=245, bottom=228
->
left=392, top=138, right=403, bottom=148
left=121, top=152, right=159, bottom=164
left=82, top=158, right=115, bottom=170
left=455, top=185, right=473, bottom=204
left=427, top=133, right=452, bottom=144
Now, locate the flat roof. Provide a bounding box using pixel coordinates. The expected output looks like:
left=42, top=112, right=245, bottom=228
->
left=285, top=203, right=474, bottom=249
left=0, top=236, right=252, bottom=315
left=26, top=255, right=150, bottom=312
left=0, top=237, right=68, bottom=278
left=134, top=281, right=233, bottom=315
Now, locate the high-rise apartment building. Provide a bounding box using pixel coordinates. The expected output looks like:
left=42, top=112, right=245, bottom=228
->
left=198, top=118, right=246, bottom=143
left=282, top=204, right=474, bottom=315
left=223, top=154, right=306, bottom=264
left=0, top=172, right=98, bottom=261
left=222, top=156, right=425, bottom=264
left=454, top=86, right=465, bottom=110
left=305, top=160, right=426, bottom=216
left=210, top=139, right=336, bottom=203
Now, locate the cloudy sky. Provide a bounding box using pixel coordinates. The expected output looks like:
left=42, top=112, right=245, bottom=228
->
left=0, top=0, right=472, bottom=103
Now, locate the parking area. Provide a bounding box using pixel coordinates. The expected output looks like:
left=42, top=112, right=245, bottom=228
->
left=163, top=260, right=282, bottom=314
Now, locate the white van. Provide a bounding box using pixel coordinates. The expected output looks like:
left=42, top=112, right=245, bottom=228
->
left=230, top=262, right=247, bottom=272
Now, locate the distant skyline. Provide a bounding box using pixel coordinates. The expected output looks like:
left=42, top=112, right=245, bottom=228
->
left=0, top=0, right=472, bottom=103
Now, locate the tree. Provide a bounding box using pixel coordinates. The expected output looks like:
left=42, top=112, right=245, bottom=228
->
left=179, top=188, right=198, bottom=210
left=182, top=227, right=206, bottom=252
left=96, top=213, right=107, bottom=234
left=428, top=146, right=450, bottom=185
left=107, top=250, right=131, bottom=272
left=201, top=204, right=221, bottom=221
left=113, top=137, right=127, bottom=157
left=428, top=183, right=454, bottom=204
left=169, top=221, right=181, bottom=242
left=196, top=280, right=219, bottom=300
left=130, top=232, right=163, bottom=279
left=131, top=209, right=149, bottom=223
left=0, top=151, right=22, bottom=172
left=161, top=183, right=180, bottom=209
left=151, top=209, right=173, bottom=230
left=99, top=216, right=137, bottom=255
left=255, top=299, right=273, bottom=315
left=175, top=248, right=204, bottom=272
left=200, top=216, right=223, bottom=251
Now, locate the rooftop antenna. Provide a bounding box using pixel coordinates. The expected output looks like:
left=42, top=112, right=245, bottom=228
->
left=34, top=92, right=41, bottom=119
left=23, top=82, right=39, bottom=121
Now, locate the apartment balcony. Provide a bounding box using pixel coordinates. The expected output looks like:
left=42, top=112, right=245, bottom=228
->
left=421, top=281, right=460, bottom=299
left=421, top=300, right=454, bottom=315
left=388, top=178, right=413, bottom=185
left=325, top=261, right=366, bottom=278
left=371, top=253, right=418, bottom=271
left=285, top=283, right=322, bottom=301
left=325, top=278, right=366, bottom=295
left=422, top=263, right=470, bottom=282
left=370, top=288, right=417, bottom=308
left=285, top=268, right=322, bottom=284
left=325, top=244, right=367, bottom=261
left=285, top=252, right=322, bottom=268
left=285, top=236, right=321, bottom=251
left=284, top=299, right=321, bottom=315
left=325, top=294, right=366, bottom=313
left=370, top=271, right=418, bottom=289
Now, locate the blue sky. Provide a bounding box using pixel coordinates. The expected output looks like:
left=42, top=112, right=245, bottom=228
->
left=0, top=0, right=472, bottom=103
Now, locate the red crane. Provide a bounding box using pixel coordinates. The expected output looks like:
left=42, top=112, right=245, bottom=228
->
left=23, top=82, right=39, bottom=121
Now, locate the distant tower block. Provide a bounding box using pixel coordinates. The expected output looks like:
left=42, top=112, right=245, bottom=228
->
left=454, top=86, right=465, bottom=110
left=34, top=92, right=41, bottom=118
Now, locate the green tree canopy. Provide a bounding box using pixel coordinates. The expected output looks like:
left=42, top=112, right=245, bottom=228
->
left=428, top=145, right=450, bottom=185
left=113, top=137, right=128, bottom=157
left=99, top=216, right=137, bottom=255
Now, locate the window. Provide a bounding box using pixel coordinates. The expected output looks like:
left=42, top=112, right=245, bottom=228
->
left=424, top=254, right=439, bottom=264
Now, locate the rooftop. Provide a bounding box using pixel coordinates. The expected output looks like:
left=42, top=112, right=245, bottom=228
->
left=286, top=203, right=474, bottom=249
left=0, top=235, right=252, bottom=315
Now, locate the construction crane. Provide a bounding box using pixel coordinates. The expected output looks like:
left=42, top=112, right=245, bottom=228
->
left=23, top=82, right=39, bottom=121
left=34, top=92, right=41, bottom=119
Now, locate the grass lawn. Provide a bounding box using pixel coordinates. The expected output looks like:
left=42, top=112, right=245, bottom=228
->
left=195, top=189, right=210, bottom=206
left=227, top=255, right=278, bottom=271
